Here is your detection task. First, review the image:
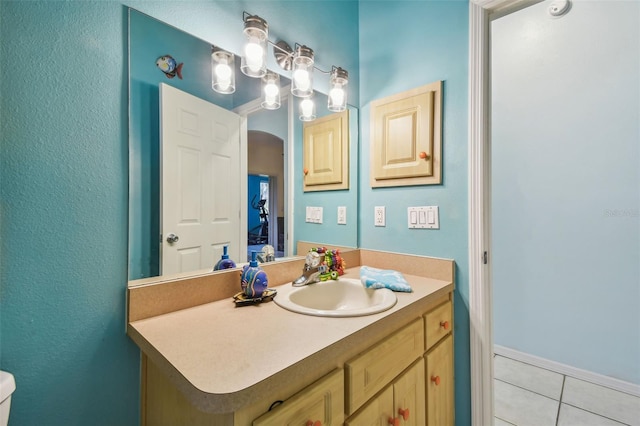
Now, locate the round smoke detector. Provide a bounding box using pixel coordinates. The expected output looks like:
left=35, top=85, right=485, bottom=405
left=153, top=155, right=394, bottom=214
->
left=548, top=0, right=571, bottom=17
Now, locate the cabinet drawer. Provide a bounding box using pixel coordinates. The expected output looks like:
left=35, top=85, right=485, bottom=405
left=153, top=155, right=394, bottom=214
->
left=253, top=369, right=344, bottom=426
left=425, top=301, right=452, bottom=350
left=345, top=318, right=424, bottom=415
left=345, top=386, right=393, bottom=426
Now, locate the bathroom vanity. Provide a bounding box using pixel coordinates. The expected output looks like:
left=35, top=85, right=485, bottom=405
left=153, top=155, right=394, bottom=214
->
left=127, top=249, right=455, bottom=425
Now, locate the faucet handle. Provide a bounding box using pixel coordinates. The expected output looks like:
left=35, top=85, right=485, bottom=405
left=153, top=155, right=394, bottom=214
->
left=305, top=251, right=321, bottom=268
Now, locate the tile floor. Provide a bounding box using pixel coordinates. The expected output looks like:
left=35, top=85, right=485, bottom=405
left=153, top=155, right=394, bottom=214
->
left=494, top=354, right=640, bottom=426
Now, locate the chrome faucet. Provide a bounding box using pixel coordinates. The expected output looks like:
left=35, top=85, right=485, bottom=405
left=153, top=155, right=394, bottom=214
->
left=292, top=251, right=326, bottom=286
left=292, top=264, right=328, bottom=286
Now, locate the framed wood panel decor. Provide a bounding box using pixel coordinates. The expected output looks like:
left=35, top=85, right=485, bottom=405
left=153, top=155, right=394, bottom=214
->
left=370, top=81, right=442, bottom=188
left=303, top=110, right=350, bottom=192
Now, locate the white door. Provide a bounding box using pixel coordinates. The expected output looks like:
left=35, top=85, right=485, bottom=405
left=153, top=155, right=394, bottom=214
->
left=160, top=83, right=244, bottom=275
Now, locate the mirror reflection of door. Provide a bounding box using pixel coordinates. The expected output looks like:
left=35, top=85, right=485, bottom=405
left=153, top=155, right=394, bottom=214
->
left=247, top=130, right=284, bottom=261
left=160, top=83, right=243, bottom=275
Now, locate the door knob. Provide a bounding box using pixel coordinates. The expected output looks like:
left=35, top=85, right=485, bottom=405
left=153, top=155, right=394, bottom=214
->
left=166, top=233, right=179, bottom=244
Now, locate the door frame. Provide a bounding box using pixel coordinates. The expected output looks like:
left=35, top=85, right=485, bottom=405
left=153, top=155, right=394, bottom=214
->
left=467, top=1, right=542, bottom=424
left=234, top=85, right=294, bottom=257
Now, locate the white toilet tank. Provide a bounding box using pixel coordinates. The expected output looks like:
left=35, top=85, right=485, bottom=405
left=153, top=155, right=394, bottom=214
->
left=0, top=371, right=15, bottom=426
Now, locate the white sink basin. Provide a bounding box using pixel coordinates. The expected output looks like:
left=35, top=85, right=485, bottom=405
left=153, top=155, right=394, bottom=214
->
left=274, top=278, right=397, bottom=317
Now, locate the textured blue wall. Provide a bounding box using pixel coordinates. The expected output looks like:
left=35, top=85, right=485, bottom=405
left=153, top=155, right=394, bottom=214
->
left=0, top=2, right=139, bottom=424
left=358, top=1, right=470, bottom=424
left=492, top=0, right=640, bottom=384
left=0, top=1, right=359, bottom=425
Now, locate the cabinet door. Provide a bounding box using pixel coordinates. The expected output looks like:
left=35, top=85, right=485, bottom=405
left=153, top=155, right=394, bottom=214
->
left=393, top=359, right=426, bottom=426
left=345, top=386, right=394, bottom=426
left=370, top=81, right=442, bottom=188
left=303, top=110, right=349, bottom=191
left=253, top=369, right=344, bottom=426
left=425, top=335, right=454, bottom=426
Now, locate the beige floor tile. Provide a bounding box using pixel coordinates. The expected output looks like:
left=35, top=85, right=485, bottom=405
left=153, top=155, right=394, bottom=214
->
left=494, top=379, right=559, bottom=426
left=562, top=377, right=640, bottom=426
left=557, top=403, right=627, bottom=426
left=494, top=355, right=564, bottom=400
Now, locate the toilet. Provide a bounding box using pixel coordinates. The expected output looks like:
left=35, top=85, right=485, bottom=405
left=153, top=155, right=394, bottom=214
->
left=0, top=371, right=15, bottom=426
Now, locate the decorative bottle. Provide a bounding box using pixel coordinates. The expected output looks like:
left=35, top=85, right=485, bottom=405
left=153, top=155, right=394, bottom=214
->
left=213, top=245, right=236, bottom=271
left=241, top=251, right=268, bottom=298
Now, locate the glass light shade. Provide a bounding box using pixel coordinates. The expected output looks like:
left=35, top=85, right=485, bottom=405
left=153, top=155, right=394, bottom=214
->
left=291, top=45, right=314, bottom=98
left=328, top=67, right=348, bottom=112
left=261, top=72, right=281, bottom=110
left=299, top=97, right=316, bottom=121
left=211, top=49, right=235, bottom=94
left=241, top=16, right=268, bottom=78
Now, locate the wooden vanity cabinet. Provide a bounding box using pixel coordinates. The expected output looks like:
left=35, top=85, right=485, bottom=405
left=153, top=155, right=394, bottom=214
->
left=424, top=300, right=454, bottom=426
left=346, top=359, right=426, bottom=426
left=253, top=369, right=344, bottom=426
left=139, top=294, right=455, bottom=426
left=426, top=335, right=454, bottom=426
left=345, top=318, right=424, bottom=415
left=344, top=298, right=453, bottom=426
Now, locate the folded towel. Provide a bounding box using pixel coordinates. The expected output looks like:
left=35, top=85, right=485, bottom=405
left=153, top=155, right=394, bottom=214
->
left=360, top=266, right=412, bottom=293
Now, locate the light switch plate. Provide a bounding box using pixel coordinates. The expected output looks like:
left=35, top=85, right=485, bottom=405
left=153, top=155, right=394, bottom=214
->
left=408, top=206, right=439, bottom=229
left=337, top=206, right=347, bottom=225
left=305, top=206, right=323, bottom=224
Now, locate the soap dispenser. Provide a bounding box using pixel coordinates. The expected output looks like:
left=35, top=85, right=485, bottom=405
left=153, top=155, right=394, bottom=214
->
left=241, top=251, right=268, bottom=298
left=213, top=245, right=236, bottom=271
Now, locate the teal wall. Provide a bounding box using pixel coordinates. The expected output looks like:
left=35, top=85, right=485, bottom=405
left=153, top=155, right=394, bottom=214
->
left=0, top=1, right=359, bottom=425
left=358, top=1, right=470, bottom=425
left=492, top=0, right=640, bottom=384
left=1, top=2, right=139, bottom=424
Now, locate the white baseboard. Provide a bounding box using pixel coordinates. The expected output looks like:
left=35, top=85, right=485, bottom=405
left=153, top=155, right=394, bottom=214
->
left=494, top=345, right=640, bottom=398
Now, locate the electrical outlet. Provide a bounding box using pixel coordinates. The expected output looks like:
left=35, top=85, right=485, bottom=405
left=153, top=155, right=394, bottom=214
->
left=374, top=206, right=386, bottom=227
left=337, top=206, right=347, bottom=225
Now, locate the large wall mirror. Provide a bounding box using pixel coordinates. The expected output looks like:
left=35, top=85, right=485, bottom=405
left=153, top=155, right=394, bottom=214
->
left=128, top=9, right=359, bottom=283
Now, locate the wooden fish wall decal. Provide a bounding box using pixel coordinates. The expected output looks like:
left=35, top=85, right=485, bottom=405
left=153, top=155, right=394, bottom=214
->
left=156, top=55, right=184, bottom=79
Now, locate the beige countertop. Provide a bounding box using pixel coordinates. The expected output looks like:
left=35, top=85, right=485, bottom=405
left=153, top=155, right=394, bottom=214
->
left=128, top=266, right=453, bottom=414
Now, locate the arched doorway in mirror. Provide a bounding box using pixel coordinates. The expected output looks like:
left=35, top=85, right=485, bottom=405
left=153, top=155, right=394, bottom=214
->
left=247, top=130, right=284, bottom=261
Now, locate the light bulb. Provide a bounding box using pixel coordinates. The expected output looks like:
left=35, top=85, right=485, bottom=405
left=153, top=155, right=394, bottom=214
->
left=215, top=63, right=232, bottom=90
left=329, top=87, right=345, bottom=107
left=244, top=42, right=264, bottom=73
left=301, top=99, right=314, bottom=118
left=293, top=69, right=311, bottom=92
left=264, top=83, right=278, bottom=106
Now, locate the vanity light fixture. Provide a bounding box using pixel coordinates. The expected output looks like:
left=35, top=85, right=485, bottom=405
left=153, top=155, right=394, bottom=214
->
left=299, top=96, right=316, bottom=122
left=241, top=13, right=268, bottom=78
left=210, top=12, right=351, bottom=120
left=211, top=47, right=235, bottom=94
left=261, top=72, right=281, bottom=110
left=291, top=44, right=315, bottom=98
left=328, top=66, right=348, bottom=112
